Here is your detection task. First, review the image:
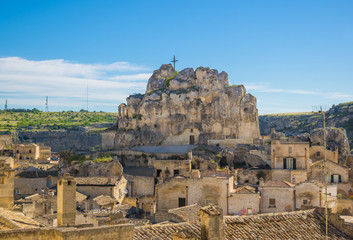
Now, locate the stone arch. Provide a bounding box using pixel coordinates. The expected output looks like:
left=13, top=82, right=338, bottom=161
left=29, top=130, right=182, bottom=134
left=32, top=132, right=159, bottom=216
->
left=118, top=103, right=127, bottom=118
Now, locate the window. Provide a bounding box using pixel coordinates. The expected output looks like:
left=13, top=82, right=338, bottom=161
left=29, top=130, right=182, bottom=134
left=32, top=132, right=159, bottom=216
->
left=29, top=150, right=32, bottom=153
left=269, top=198, right=276, bottom=208
left=14, top=188, right=19, bottom=194
left=288, top=147, right=292, bottom=154
left=331, top=174, right=341, bottom=183
left=283, top=158, right=296, bottom=169
left=17, top=150, right=19, bottom=153
left=174, top=169, right=180, bottom=176
left=67, top=180, right=71, bottom=185
left=190, top=128, right=193, bottom=133
left=316, top=151, right=321, bottom=157
left=303, top=199, right=308, bottom=205
left=178, top=198, right=186, bottom=207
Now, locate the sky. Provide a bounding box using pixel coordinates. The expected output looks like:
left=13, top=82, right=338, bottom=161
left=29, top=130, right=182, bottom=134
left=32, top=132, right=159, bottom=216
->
left=0, top=0, right=352, bottom=114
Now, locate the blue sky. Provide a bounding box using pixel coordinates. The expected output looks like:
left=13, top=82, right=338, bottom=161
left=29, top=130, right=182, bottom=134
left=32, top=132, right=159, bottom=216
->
left=0, top=0, right=352, bottom=114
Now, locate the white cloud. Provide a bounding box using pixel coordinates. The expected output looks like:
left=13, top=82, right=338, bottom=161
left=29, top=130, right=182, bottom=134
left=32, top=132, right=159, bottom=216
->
left=245, top=82, right=353, bottom=100
left=0, top=57, right=152, bottom=111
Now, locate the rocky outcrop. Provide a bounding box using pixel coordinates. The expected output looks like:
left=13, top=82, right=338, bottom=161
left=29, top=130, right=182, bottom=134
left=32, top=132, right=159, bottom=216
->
left=259, top=101, right=353, bottom=150
left=63, top=159, right=123, bottom=177
left=108, top=64, right=260, bottom=148
left=310, top=128, right=350, bottom=163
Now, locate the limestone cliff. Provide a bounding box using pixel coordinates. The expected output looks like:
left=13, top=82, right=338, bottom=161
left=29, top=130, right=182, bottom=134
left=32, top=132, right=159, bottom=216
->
left=110, top=64, right=260, bottom=148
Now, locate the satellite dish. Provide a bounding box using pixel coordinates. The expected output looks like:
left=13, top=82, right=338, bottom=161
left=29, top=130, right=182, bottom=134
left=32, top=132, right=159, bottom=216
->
left=124, top=188, right=129, bottom=194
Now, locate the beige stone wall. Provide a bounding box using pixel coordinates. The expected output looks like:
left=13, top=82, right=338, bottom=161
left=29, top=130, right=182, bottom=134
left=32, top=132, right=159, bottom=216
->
left=39, top=146, right=51, bottom=161
left=164, top=128, right=200, bottom=145
left=235, top=169, right=271, bottom=185
left=113, top=176, right=127, bottom=203
left=0, top=134, right=13, bottom=149
left=271, top=141, right=309, bottom=170
left=259, top=187, right=294, bottom=213
left=228, top=193, right=260, bottom=215
left=0, top=166, right=14, bottom=209
left=271, top=169, right=307, bottom=183
left=310, top=145, right=338, bottom=163
left=208, top=138, right=254, bottom=148
left=310, top=160, right=349, bottom=183
left=0, top=224, right=134, bottom=240
left=156, top=176, right=231, bottom=215
left=76, top=186, right=113, bottom=198
left=101, top=131, right=116, bottom=150
left=14, top=143, right=40, bottom=161
left=57, top=175, right=76, bottom=226
left=149, top=159, right=191, bottom=178
left=337, top=199, right=353, bottom=215
left=124, top=175, right=154, bottom=197
left=15, top=177, right=58, bottom=195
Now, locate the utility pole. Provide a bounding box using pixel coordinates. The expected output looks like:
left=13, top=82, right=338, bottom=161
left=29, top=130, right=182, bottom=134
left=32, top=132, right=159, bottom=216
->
left=4, top=100, right=7, bottom=112
left=45, top=96, right=49, bottom=112
left=313, top=105, right=328, bottom=240
left=86, top=84, right=89, bottom=112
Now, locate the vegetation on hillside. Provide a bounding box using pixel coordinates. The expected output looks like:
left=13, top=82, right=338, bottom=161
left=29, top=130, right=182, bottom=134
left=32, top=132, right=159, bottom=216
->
left=0, top=109, right=117, bottom=132
left=260, top=101, right=353, bottom=150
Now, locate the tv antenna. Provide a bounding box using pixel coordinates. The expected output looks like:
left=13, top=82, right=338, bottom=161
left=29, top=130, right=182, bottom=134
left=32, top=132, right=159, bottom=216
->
left=45, top=96, right=49, bottom=112
left=170, top=55, right=178, bottom=70
left=4, top=100, right=7, bottom=112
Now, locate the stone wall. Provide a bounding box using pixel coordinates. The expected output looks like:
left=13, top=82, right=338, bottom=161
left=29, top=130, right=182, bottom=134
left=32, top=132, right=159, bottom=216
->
left=0, top=224, right=134, bottom=240
left=124, top=175, right=155, bottom=197
left=228, top=193, right=260, bottom=215
left=18, top=130, right=101, bottom=152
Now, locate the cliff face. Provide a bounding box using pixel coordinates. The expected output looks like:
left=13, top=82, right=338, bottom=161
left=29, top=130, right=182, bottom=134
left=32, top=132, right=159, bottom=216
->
left=113, top=64, right=260, bottom=148
left=259, top=101, right=353, bottom=152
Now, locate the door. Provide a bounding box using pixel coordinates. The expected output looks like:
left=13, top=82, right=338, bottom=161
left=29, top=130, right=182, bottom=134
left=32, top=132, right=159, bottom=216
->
left=189, top=135, right=195, bottom=145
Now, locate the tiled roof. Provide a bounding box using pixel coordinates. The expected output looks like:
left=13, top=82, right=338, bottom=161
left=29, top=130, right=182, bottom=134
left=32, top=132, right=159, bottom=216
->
left=75, top=177, right=118, bottom=186
left=262, top=180, right=295, bottom=187
left=0, top=208, right=42, bottom=229
left=93, top=195, right=116, bottom=206
left=16, top=170, right=58, bottom=178
left=224, top=209, right=348, bottom=239
left=123, top=167, right=154, bottom=177
left=133, top=209, right=350, bottom=240
left=231, top=186, right=257, bottom=194
left=134, top=221, right=201, bottom=240
left=168, top=204, right=202, bottom=222
left=200, top=205, right=222, bottom=216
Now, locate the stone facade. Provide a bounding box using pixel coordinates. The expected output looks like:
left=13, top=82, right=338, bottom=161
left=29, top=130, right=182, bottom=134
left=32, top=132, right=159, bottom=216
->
left=106, top=64, right=260, bottom=148
left=156, top=176, right=233, bottom=215
left=57, top=174, right=76, bottom=226
left=14, top=143, right=51, bottom=161
left=0, top=161, right=14, bottom=209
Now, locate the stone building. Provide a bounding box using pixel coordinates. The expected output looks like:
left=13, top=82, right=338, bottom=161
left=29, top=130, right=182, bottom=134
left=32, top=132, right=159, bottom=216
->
left=156, top=175, right=234, bottom=215
left=310, top=145, right=339, bottom=163
left=103, top=64, right=260, bottom=149
left=295, top=181, right=337, bottom=211
left=0, top=160, right=14, bottom=209
left=270, top=140, right=310, bottom=183
left=57, top=173, right=76, bottom=226
left=14, top=143, right=51, bottom=161
left=228, top=186, right=260, bottom=215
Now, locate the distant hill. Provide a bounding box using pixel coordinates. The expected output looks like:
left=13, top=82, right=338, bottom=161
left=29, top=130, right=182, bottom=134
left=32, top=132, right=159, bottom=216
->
left=260, top=101, right=353, bottom=150
left=0, top=110, right=117, bottom=133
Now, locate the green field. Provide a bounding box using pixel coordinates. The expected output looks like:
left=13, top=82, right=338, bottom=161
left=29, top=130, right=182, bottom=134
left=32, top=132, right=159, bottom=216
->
left=0, top=109, right=117, bottom=132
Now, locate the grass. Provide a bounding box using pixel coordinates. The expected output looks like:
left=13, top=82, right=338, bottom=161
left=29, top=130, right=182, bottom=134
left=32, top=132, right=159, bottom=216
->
left=0, top=110, right=117, bottom=132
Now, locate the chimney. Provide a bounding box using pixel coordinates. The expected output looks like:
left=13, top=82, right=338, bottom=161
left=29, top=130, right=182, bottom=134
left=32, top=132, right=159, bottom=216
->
left=259, top=177, right=264, bottom=186
left=0, top=162, right=14, bottom=209
left=199, top=205, right=225, bottom=240
left=57, top=173, right=76, bottom=226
